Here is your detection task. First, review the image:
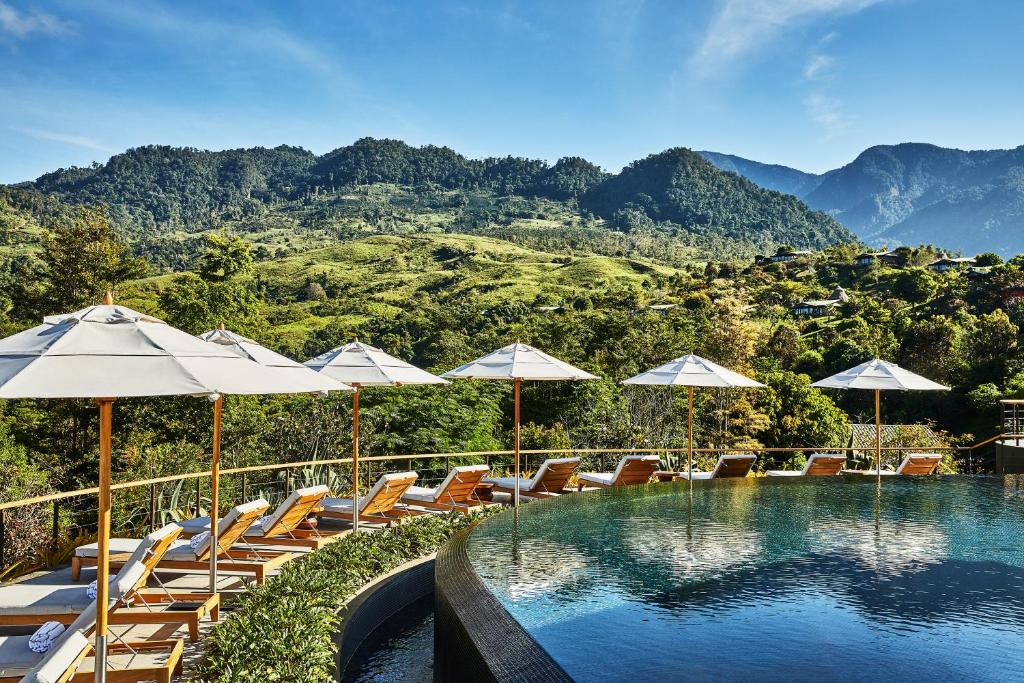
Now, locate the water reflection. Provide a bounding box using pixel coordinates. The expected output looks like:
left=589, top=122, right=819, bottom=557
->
left=467, top=477, right=1024, bottom=682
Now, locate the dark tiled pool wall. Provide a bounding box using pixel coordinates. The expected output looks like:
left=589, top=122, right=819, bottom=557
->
left=434, top=524, right=573, bottom=683
left=334, top=557, right=436, bottom=680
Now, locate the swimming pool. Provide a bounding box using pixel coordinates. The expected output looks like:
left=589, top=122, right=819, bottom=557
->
left=464, top=476, right=1024, bottom=682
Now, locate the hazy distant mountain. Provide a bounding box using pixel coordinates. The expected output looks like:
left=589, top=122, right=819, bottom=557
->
left=698, top=151, right=824, bottom=198
left=701, top=143, right=1024, bottom=256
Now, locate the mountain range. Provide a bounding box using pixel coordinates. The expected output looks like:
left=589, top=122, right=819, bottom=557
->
left=700, top=143, right=1024, bottom=256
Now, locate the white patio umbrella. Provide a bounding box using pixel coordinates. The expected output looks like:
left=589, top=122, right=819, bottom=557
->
left=623, top=354, right=764, bottom=479
left=304, top=340, right=447, bottom=530
left=442, top=343, right=597, bottom=507
left=0, top=294, right=345, bottom=682
left=811, top=358, right=949, bottom=483
left=198, top=325, right=349, bottom=589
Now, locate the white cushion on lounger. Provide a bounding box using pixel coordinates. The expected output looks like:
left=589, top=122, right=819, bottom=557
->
left=324, top=472, right=417, bottom=513
left=483, top=457, right=579, bottom=492
left=17, top=630, right=90, bottom=683
left=577, top=471, right=616, bottom=486
left=401, top=465, right=489, bottom=503
left=764, top=470, right=803, bottom=477
left=0, top=634, right=45, bottom=677
left=676, top=471, right=714, bottom=480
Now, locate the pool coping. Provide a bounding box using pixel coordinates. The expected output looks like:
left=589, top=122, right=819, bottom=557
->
left=434, top=515, right=573, bottom=683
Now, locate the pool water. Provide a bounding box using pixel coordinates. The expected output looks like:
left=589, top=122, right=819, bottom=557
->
left=343, top=595, right=434, bottom=683
left=466, top=476, right=1024, bottom=682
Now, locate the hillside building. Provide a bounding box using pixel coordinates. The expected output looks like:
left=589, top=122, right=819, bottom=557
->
left=929, top=254, right=977, bottom=273
left=855, top=250, right=903, bottom=268
left=792, top=286, right=849, bottom=317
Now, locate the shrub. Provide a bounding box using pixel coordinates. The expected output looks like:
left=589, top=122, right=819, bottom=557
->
left=195, top=509, right=498, bottom=682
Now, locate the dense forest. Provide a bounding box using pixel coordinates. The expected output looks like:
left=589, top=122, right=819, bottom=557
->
left=18, top=137, right=850, bottom=259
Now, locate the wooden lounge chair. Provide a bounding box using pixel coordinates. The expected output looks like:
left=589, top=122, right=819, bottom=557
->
left=73, top=500, right=293, bottom=586
left=177, top=485, right=344, bottom=550
left=0, top=583, right=183, bottom=682
left=577, top=455, right=661, bottom=490
left=675, top=453, right=756, bottom=480
left=0, top=524, right=218, bottom=642
left=321, top=472, right=422, bottom=524
left=483, top=457, right=581, bottom=499
left=400, top=465, right=493, bottom=513
left=843, top=453, right=943, bottom=476
left=765, top=453, right=847, bottom=477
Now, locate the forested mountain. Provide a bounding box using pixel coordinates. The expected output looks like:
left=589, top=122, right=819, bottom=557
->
left=15, top=138, right=848, bottom=261
left=698, top=151, right=824, bottom=197
left=700, top=143, right=1024, bottom=256
left=584, top=148, right=848, bottom=251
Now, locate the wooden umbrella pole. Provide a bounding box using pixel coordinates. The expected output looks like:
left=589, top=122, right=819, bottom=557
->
left=95, top=398, right=114, bottom=683
left=875, top=389, right=882, bottom=486
left=688, top=386, right=694, bottom=479
left=209, top=396, right=222, bottom=594
left=514, top=378, right=521, bottom=508
left=352, top=386, right=360, bottom=532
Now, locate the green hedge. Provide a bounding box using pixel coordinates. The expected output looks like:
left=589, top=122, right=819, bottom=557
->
left=194, top=510, right=496, bottom=682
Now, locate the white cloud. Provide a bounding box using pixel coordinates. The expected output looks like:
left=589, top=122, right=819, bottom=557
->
left=689, top=0, right=884, bottom=77
left=0, top=2, right=74, bottom=38
left=803, top=53, right=834, bottom=79
left=803, top=93, right=848, bottom=137
left=11, top=126, right=112, bottom=152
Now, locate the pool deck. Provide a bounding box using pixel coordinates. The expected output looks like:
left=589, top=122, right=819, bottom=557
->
left=0, top=516, right=397, bottom=678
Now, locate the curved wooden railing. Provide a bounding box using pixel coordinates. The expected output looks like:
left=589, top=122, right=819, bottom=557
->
left=0, top=437, right=1006, bottom=575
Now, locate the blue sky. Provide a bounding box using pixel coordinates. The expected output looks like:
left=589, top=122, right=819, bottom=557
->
left=1, top=0, right=1022, bottom=183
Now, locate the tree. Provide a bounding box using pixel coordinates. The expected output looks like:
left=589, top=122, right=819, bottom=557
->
left=198, top=231, right=253, bottom=282
left=754, top=369, right=849, bottom=449
left=38, top=207, right=148, bottom=313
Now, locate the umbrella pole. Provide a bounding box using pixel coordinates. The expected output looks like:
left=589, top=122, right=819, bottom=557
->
left=352, top=386, right=360, bottom=531
left=514, top=378, right=521, bottom=508
left=209, top=396, right=222, bottom=594
left=688, top=386, right=694, bottom=479
left=95, top=398, right=114, bottom=683
left=875, top=389, right=881, bottom=485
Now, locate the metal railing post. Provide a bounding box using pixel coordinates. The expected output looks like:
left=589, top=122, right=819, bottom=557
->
left=241, top=471, right=248, bottom=502
left=52, top=501, right=60, bottom=549
left=149, top=483, right=156, bottom=532
left=195, top=479, right=202, bottom=517
left=0, top=510, right=6, bottom=569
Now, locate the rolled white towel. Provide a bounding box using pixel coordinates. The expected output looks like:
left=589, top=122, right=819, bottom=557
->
left=86, top=576, right=115, bottom=600
left=255, top=515, right=271, bottom=530
left=29, top=621, right=66, bottom=653
left=190, top=530, right=210, bottom=552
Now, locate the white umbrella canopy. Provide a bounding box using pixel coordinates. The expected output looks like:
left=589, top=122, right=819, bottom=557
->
left=443, top=342, right=598, bottom=381
left=0, top=304, right=345, bottom=398
left=443, top=343, right=597, bottom=506
left=305, top=339, right=447, bottom=530
left=812, top=359, right=949, bottom=481
left=305, top=340, right=449, bottom=386
left=0, top=300, right=346, bottom=682
left=623, top=354, right=764, bottom=478
left=811, top=358, right=950, bottom=392
left=623, top=354, right=765, bottom=388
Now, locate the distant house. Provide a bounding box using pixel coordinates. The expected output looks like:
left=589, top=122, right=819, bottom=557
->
left=792, top=286, right=849, bottom=317
left=928, top=254, right=977, bottom=273
left=965, top=266, right=993, bottom=280
left=535, top=305, right=565, bottom=313
left=855, top=250, right=903, bottom=268
left=770, top=249, right=813, bottom=264
left=648, top=304, right=678, bottom=313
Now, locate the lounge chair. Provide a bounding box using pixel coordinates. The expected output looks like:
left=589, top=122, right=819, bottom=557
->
left=675, top=453, right=756, bottom=480
left=843, top=453, right=943, bottom=476
left=73, top=500, right=293, bottom=585
left=577, top=455, right=661, bottom=490
left=400, top=465, right=493, bottom=513
left=765, top=453, right=846, bottom=477
left=0, top=577, right=184, bottom=682
left=484, top=457, right=580, bottom=499
left=0, top=524, right=218, bottom=642
left=177, top=485, right=344, bottom=550
left=321, top=472, right=422, bottom=524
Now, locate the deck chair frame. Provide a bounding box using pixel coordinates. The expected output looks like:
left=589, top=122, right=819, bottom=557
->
left=321, top=472, right=423, bottom=524
left=766, top=453, right=846, bottom=477
left=401, top=465, right=495, bottom=513
left=487, top=458, right=580, bottom=499
left=577, top=455, right=661, bottom=490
